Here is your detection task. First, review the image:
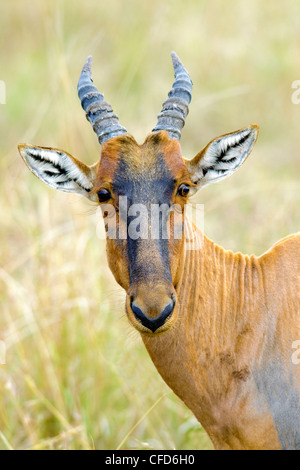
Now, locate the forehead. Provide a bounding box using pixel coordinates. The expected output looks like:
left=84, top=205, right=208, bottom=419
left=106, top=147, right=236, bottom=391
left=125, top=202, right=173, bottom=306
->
left=96, top=131, right=189, bottom=199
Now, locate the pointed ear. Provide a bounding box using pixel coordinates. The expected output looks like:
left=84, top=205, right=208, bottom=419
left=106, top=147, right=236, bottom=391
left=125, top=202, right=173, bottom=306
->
left=18, top=144, right=99, bottom=201
left=185, top=125, right=259, bottom=189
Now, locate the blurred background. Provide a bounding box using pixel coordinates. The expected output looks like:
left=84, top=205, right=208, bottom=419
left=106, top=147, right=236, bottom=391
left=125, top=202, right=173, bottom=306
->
left=0, top=0, right=299, bottom=450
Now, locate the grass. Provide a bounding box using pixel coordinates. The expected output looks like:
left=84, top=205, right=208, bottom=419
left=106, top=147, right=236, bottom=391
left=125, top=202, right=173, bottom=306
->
left=0, top=0, right=299, bottom=450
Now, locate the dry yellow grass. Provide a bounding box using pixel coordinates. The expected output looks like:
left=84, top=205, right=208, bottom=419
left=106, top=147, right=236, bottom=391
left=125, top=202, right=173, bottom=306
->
left=0, top=0, right=299, bottom=449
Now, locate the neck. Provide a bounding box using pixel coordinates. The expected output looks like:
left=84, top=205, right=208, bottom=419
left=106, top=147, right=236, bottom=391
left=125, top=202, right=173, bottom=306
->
left=142, top=225, right=283, bottom=449
left=176, top=232, right=265, bottom=356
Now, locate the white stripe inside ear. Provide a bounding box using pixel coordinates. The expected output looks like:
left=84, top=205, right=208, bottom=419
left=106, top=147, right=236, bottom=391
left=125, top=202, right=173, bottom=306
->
left=19, top=145, right=94, bottom=197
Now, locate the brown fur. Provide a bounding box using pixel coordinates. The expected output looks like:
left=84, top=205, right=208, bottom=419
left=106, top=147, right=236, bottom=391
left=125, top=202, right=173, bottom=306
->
left=96, top=133, right=300, bottom=449
left=19, top=130, right=300, bottom=450
left=142, top=228, right=300, bottom=449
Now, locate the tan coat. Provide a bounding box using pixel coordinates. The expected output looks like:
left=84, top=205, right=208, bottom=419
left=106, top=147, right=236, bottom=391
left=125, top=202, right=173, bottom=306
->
left=143, top=227, right=300, bottom=449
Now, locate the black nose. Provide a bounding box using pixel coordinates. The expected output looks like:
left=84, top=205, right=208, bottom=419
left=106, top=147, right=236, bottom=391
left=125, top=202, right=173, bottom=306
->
left=130, top=296, right=176, bottom=332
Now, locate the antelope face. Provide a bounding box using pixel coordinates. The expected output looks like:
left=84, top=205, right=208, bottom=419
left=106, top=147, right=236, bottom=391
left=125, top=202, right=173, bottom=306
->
left=18, top=53, right=258, bottom=335
left=96, top=132, right=193, bottom=333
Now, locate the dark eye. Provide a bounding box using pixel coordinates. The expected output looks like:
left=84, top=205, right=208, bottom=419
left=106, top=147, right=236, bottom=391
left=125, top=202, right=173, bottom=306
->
left=177, top=184, right=190, bottom=197
left=97, top=189, right=111, bottom=203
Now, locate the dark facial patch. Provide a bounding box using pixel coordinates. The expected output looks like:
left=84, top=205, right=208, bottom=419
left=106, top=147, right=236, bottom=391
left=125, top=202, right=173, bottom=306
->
left=111, top=133, right=179, bottom=285
left=95, top=131, right=190, bottom=288
left=95, top=135, right=138, bottom=187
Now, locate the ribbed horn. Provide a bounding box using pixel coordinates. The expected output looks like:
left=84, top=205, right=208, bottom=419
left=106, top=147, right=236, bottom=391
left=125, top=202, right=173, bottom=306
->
left=77, top=56, right=127, bottom=145
left=152, top=52, right=193, bottom=140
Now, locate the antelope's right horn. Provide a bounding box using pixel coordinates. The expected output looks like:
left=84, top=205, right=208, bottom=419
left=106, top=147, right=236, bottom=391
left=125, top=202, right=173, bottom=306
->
left=77, top=56, right=127, bottom=146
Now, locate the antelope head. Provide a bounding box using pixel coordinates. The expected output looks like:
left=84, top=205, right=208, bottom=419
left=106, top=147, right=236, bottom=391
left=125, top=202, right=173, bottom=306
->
left=18, top=53, right=258, bottom=335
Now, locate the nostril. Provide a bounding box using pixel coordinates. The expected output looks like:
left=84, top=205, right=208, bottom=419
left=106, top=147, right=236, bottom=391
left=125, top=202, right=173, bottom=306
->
left=130, top=296, right=176, bottom=333
left=130, top=298, right=146, bottom=321
left=161, top=298, right=175, bottom=319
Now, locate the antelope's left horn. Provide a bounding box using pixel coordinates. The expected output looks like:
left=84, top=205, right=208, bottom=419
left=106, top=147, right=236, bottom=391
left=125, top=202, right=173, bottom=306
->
left=77, top=56, right=127, bottom=145
left=152, top=52, right=193, bottom=141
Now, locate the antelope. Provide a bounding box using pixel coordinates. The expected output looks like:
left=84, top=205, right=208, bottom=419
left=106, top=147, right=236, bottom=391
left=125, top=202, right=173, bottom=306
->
left=18, top=52, right=300, bottom=450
